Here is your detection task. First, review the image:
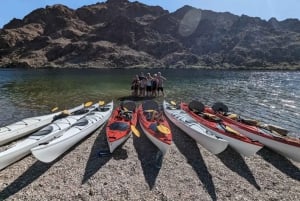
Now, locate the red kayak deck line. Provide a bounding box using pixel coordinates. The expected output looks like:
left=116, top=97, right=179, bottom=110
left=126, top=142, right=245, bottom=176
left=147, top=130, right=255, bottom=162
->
left=138, top=105, right=172, bottom=145
left=181, top=103, right=263, bottom=147
left=106, top=106, right=138, bottom=143
left=204, top=107, right=300, bottom=148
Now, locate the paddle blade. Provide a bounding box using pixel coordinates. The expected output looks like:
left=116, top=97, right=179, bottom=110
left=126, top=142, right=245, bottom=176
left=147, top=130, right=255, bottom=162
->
left=225, top=126, right=240, bottom=135
left=131, top=125, right=140, bottom=137
left=228, top=113, right=238, bottom=120
left=51, top=107, right=59, bottom=112
left=62, top=110, right=70, bottom=115
left=123, top=107, right=129, bottom=112
left=157, top=124, right=171, bottom=135
left=99, top=101, right=105, bottom=106
left=170, top=101, right=176, bottom=105
left=145, top=109, right=155, bottom=113
left=84, top=101, right=93, bottom=107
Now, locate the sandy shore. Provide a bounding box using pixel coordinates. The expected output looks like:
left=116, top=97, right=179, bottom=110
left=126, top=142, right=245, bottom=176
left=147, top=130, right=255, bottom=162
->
left=0, top=122, right=299, bottom=201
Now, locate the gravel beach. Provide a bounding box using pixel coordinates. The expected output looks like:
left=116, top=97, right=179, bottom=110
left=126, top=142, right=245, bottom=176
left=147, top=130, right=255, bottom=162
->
left=0, top=122, right=299, bottom=201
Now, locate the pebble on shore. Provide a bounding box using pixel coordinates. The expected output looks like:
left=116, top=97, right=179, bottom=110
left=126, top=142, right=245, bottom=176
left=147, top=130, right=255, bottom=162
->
left=0, top=123, right=299, bottom=201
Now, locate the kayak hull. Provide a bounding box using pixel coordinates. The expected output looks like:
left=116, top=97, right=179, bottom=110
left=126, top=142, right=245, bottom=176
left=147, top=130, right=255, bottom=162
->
left=163, top=101, right=228, bottom=155
left=31, top=102, right=113, bottom=163
left=205, top=107, right=300, bottom=162
left=106, top=102, right=138, bottom=153
left=138, top=103, right=172, bottom=156
left=0, top=104, right=95, bottom=170
left=0, top=104, right=84, bottom=146
left=181, top=102, right=263, bottom=156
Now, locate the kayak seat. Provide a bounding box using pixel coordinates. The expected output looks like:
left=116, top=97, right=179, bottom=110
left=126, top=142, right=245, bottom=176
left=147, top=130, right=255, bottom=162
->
left=98, top=107, right=110, bottom=112
left=73, top=109, right=88, bottom=115
left=32, top=126, right=54, bottom=136
left=73, top=119, right=89, bottom=127
left=188, top=100, right=204, bottom=113
left=121, top=100, right=136, bottom=112
left=144, top=112, right=152, bottom=121
left=119, top=110, right=132, bottom=121
left=109, top=122, right=129, bottom=131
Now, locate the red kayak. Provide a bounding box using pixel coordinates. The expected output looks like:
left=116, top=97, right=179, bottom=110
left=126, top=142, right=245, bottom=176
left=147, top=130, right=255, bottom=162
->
left=106, top=100, right=138, bottom=153
left=138, top=100, right=172, bottom=155
left=181, top=101, right=263, bottom=156
left=205, top=102, right=300, bottom=162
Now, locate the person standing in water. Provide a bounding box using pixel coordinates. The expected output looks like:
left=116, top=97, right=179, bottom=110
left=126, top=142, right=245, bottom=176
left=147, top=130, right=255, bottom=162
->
left=157, top=72, right=167, bottom=96
left=131, top=75, right=140, bottom=96
left=146, top=73, right=153, bottom=97
left=151, top=74, right=159, bottom=97
left=139, top=72, right=146, bottom=97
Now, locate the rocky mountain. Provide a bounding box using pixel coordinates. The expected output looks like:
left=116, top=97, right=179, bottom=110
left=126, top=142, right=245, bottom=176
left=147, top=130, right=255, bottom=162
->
left=1, top=0, right=300, bottom=69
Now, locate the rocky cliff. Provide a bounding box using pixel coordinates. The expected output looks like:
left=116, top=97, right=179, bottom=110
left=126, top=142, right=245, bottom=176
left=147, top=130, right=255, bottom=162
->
left=1, top=0, right=300, bottom=69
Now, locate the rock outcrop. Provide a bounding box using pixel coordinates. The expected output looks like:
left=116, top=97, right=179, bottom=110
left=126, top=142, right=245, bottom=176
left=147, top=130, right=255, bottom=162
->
left=1, top=0, right=300, bottom=69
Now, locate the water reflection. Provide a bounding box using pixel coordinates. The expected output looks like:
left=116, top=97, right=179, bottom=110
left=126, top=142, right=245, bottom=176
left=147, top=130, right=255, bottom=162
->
left=0, top=69, right=299, bottom=136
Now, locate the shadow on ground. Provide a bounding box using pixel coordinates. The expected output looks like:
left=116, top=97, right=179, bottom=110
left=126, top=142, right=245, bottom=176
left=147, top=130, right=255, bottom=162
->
left=133, top=123, right=162, bottom=190
left=257, top=147, right=300, bottom=181
left=82, top=123, right=129, bottom=184
left=217, top=146, right=261, bottom=190
left=171, top=123, right=218, bottom=201
left=0, top=161, right=53, bottom=200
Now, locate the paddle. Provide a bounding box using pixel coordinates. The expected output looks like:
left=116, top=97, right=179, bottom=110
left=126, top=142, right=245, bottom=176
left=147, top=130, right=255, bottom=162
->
left=157, top=124, right=171, bottom=135
left=203, top=112, right=222, bottom=122
left=170, top=101, right=177, bottom=106
left=131, top=125, right=140, bottom=137
left=65, top=100, right=93, bottom=115
left=224, top=125, right=240, bottom=135
left=145, top=109, right=155, bottom=113
left=51, top=107, right=59, bottom=112
left=227, top=113, right=238, bottom=120
left=99, top=101, right=105, bottom=106
left=62, top=110, right=70, bottom=115
left=220, top=123, right=240, bottom=136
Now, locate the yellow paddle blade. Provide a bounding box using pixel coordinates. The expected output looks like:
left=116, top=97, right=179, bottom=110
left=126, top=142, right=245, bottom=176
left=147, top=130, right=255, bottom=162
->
left=170, top=101, right=176, bottom=105
left=62, top=110, right=70, bottom=115
left=123, top=107, right=129, bottom=112
left=84, top=101, right=93, bottom=107
left=225, top=126, right=240, bottom=135
left=131, top=125, right=140, bottom=137
left=99, top=101, right=105, bottom=106
left=228, top=113, right=238, bottom=120
left=203, top=112, right=221, bottom=122
left=157, top=124, right=171, bottom=135
left=145, top=109, right=155, bottom=113
left=203, top=112, right=217, bottom=118
left=51, top=107, right=59, bottom=112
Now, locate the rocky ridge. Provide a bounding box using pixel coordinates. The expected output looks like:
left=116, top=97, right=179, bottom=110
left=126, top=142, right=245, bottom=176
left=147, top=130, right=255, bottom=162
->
left=1, top=0, right=300, bottom=69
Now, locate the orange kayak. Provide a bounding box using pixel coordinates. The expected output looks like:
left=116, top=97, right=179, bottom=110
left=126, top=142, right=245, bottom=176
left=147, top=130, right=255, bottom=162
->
left=106, top=100, right=138, bottom=153
left=138, top=100, right=172, bottom=155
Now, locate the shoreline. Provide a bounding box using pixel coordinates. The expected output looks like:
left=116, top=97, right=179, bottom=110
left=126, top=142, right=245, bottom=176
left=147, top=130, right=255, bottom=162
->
left=1, top=63, right=300, bottom=71
left=0, top=122, right=299, bottom=201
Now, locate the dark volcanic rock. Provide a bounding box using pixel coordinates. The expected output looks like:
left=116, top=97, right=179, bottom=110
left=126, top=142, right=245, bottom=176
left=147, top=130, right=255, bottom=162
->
left=1, top=0, right=300, bottom=69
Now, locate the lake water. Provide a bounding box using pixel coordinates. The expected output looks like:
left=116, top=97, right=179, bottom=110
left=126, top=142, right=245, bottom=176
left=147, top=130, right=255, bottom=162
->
left=0, top=68, right=299, bottom=135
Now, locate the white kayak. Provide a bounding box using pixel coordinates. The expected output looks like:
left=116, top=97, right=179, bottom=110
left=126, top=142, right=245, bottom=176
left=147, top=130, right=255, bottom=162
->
left=31, top=101, right=113, bottom=163
left=0, top=105, right=83, bottom=146
left=163, top=101, right=228, bottom=154
left=0, top=103, right=98, bottom=170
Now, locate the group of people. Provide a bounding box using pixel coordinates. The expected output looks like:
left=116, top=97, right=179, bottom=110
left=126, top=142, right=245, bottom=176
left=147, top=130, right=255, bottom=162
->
left=131, top=72, right=167, bottom=97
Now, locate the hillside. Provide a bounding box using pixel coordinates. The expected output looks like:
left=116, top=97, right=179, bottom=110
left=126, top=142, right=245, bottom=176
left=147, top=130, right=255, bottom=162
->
left=1, top=0, right=300, bottom=69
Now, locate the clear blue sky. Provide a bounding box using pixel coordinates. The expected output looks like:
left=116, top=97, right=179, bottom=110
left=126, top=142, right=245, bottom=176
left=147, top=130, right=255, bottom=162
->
left=1, top=0, right=300, bottom=28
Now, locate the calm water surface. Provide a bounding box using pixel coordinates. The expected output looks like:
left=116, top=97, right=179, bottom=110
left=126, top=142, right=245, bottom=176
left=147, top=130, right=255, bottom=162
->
left=0, top=68, right=299, bottom=135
